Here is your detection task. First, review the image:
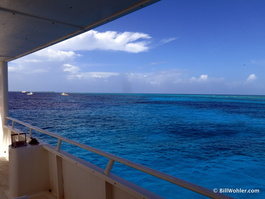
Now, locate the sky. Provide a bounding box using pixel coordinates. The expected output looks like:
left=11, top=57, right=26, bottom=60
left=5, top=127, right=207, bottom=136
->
left=8, top=0, right=265, bottom=95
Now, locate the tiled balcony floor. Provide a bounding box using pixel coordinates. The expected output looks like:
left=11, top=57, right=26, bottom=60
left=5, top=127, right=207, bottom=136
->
left=0, top=157, right=8, bottom=199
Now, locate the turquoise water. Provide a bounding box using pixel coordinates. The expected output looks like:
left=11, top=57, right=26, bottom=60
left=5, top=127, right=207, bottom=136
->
left=9, top=93, right=265, bottom=198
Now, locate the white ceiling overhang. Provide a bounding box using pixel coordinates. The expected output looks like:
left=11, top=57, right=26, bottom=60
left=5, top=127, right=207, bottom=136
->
left=0, top=0, right=159, bottom=62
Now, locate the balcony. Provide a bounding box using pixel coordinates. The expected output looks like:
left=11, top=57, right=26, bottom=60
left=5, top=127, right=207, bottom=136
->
left=0, top=117, right=232, bottom=199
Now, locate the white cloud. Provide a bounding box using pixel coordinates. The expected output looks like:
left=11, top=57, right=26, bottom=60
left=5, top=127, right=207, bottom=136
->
left=200, top=74, right=208, bottom=80
left=191, top=74, right=208, bottom=81
left=62, top=63, right=119, bottom=80
left=8, top=27, right=265, bottom=95
left=9, top=30, right=152, bottom=76
left=247, top=74, right=257, bottom=82
left=61, top=68, right=227, bottom=93
left=34, top=49, right=80, bottom=62
left=9, top=48, right=80, bottom=75
left=54, top=30, right=151, bottom=53
left=10, top=30, right=151, bottom=75
left=24, top=59, right=42, bottom=63
left=8, top=65, right=21, bottom=72
left=149, top=62, right=168, bottom=66
left=250, top=60, right=265, bottom=65
left=63, top=64, right=80, bottom=74
left=161, top=37, right=178, bottom=44
left=9, top=61, right=265, bottom=94
left=77, top=72, right=119, bottom=79
left=8, top=62, right=50, bottom=74
left=119, top=71, right=228, bottom=94
left=11, top=48, right=79, bottom=66
left=123, top=70, right=183, bottom=87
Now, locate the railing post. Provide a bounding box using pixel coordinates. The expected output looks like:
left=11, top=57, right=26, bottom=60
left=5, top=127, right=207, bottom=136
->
left=104, top=159, right=115, bottom=175
left=29, top=128, right=33, bottom=138
left=56, top=139, right=62, bottom=151
left=12, top=121, right=15, bottom=129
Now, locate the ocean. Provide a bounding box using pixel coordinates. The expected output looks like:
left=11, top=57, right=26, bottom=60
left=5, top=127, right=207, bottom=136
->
left=8, top=92, right=265, bottom=199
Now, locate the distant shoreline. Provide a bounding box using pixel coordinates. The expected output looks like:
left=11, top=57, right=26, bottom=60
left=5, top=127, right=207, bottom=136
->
left=8, top=91, right=265, bottom=97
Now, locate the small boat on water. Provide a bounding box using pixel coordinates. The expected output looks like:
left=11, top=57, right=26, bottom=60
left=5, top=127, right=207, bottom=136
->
left=21, top=91, right=27, bottom=93
left=27, top=92, right=33, bottom=95
left=61, top=92, right=69, bottom=96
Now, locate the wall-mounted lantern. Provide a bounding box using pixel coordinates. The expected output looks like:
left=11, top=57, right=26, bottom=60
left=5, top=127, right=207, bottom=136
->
left=11, top=133, right=27, bottom=148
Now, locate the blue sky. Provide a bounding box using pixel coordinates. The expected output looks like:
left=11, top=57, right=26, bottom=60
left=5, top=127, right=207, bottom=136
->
left=9, top=0, right=265, bottom=94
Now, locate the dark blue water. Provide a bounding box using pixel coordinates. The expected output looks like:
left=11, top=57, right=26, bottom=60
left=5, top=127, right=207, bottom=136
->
left=9, top=92, right=265, bottom=199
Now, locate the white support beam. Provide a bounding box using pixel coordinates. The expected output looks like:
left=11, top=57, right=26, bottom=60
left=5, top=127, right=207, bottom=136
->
left=0, top=61, right=9, bottom=157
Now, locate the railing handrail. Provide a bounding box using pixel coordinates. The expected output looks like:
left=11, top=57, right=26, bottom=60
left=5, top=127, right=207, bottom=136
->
left=5, top=116, right=234, bottom=199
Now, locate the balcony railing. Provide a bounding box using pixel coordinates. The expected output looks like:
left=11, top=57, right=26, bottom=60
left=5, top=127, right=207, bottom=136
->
left=5, top=116, right=234, bottom=199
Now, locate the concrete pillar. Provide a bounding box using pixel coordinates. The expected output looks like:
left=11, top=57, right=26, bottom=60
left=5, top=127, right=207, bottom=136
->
left=0, top=61, right=9, bottom=157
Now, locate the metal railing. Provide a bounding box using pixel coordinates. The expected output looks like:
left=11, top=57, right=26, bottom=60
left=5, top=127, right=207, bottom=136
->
left=5, top=117, right=234, bottom=199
